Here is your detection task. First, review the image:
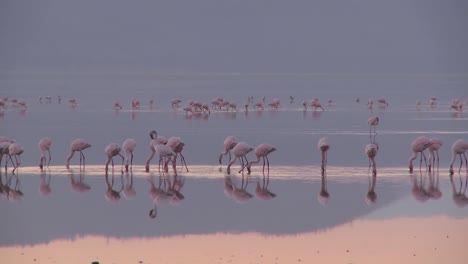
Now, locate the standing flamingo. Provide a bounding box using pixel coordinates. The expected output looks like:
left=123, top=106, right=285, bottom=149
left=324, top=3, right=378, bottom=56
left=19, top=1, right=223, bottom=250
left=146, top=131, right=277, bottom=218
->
left=427, top=138, right=442, bottom=172
left=167, top=136, right=189, bottom=172
left=170, top=98, right=182, bottom=108
left=365, top=143, right=378, bottom=176
left=148, top=130, right=177, bottom=174
left=377, top=98, right=389, bottom=107
left=38, top=137, right=53, bottom=170
left=66, top=138, right=92, bottom=169
left=243, top=143, right=276, bottom=174
left=318, top=137, right=330, bottom=172
left=226, top=142, right=254, bottom=174
left=105, top=143, right=124, bottom=173
left=449, top=139, right=468, bottom=175
left=0, top=141, right=13, bottom=171
left=408, top=136, right=433, bottom=173
left=311, top=99, right=324, bottom=111
left=122, top=138, right=136, bottom=172
left=218, top=136, right=239, bottom=165
left=145, top=133, right=168, bottom=172
left=8, top=143, right=24, bottom=174
left=368, top=116, right=379, bottom=135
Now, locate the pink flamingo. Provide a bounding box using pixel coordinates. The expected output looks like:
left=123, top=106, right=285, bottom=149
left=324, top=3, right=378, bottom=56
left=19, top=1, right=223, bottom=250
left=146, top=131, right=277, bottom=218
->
left=122, top=138, right=136, bottom=172
left=449, top=139, right=468, bottom=175
left=365, top=143, right=378, bottom=176
left=167, top=136, right=189, bottom=172
left=368, top=116, right=379, bottom=135
left=38, top=137, right=53, bottom=169
left=0, top=141, right=13, bottom=171
left=408, top=136, right=432, bottom=173
left=253, top=102, right=264, bottom=111
left=171, top=98, right=182, bottom=108
left=377, top=98, right=389, bottom=107
left=105, top=143, right=124, bottom=173
left=68, top=98, right=77, bottom=106
left=218, top=136, right=239, bottom=165
left=131, top=98, right=140, bottom=109
left=226, top=142, right=254, bottom=175
left=243, top=143, right=276, bottom=174
left=145, top=133, right=167, bottom=172
left=114, top=101, right=122, bottom=110
left=8, top=142, right=24, bottom=174
left=148, top=130, right=177, bottom=175
left=427, top=138, right=442, bottom=172
left=66, top=138, right=92, bottom=169
left=311, top=99, right=324, bottom=111
left=318, top=137, right=330, bottom=172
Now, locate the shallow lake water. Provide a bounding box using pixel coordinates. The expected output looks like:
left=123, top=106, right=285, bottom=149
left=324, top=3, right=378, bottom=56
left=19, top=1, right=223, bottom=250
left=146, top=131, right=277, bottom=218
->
left=1, top=74, right=468, bottom=263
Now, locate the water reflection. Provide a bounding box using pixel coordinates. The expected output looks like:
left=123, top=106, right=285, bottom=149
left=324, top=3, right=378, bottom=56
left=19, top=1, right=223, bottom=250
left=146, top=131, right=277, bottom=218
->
left=224, top=175, right=253, bottom=203
left=318, top=170, right=329, bottom=206
left=39, top=169, right=52, bottom=196
left=68, top=168, right=91, bottom=193
left=1, top=170, right=24, bottom=202
left=122, top=171, right=136, bottom=199
left=105, top=170, right=123, bottom=203
left=148, top=173, right=185, bottom=219
left=254, top=172, right=276, bottom=201
left=366, top=175, right=377, bottom=205
left=450, top=172, right=468, bottom=208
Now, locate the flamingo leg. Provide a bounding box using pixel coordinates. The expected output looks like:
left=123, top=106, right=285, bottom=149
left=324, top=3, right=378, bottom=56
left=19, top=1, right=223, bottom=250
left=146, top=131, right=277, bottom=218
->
left=119, top=154, right=124, bottom=173
left=179, top=152, right=189, bottom=172
left=47, top=149, right=51, bottom=167
left=266, top=156, right=270, bottom=175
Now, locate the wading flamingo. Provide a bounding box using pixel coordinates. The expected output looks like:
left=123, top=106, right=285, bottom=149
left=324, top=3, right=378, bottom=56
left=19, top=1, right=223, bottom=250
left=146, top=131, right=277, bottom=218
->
left=66, top=138, right=92, bottom=169
left=122, top=138, right=136, bottom=172
left=449, top=139, right=468, bottom=175
left=427, top=138, right=442, bottom=172
left=105, top=143, right=124, bottom=173
left=38, top=137, right=52, bottom=170
left=8, top=142, right=24, bottom=174
left=0, top=141, right=13, bottom=171
left=311, top=99, right=324, bottom=111
left=167, top=137, right=189, bottom=172
left=148, top=130, right=177, bottom=174
left=218, top=136, right=239, bottom=165
left=145, top=134, right=168, bottom=172
left=318, top=137, right=330, bottom=172
left=368, top=116, right=379, bottom=135
left=226, top=142, right=254, bottom=175
left=365, top=143, right=378, bottom=176
left=243, top=143, right=276, bottom=174
left=408, top=136, right=432, bottom=173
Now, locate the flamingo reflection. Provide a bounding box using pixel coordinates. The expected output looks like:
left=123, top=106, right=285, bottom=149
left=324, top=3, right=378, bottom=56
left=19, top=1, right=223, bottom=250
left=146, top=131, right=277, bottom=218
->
left=318, top=170, right=329, bottom=206
left=254, top=171, right=276, bottom=201
left=68, top=168, right=91, bottom=194
left=122, top=171, right=136, bottom=200
left=450, top=173, right=468, bottom=208
left=148, top=174, right=176, bottom=219
left=105, top=170, right=123, bottom=203
left=410, top=170, right=430, bottom=203
left=365, top=174, right=377, bottom=205
left=39, top=169, right=52, bottom=196
left=224, top=175, right=253, bottom=203
left=427, top=168, right=442, bottom=200
left=3, top=170, right=24, bottom=202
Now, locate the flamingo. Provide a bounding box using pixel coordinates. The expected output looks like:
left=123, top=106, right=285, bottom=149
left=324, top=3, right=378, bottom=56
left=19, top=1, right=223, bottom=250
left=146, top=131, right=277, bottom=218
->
left=66, top=138, right=92, bottom=169
left=368, top=116, right=379, bottom=135
left=427, top=138, right=442, bottom=172
left=145, top=134, right=168, bottom=172
left=8, top=142, right=24, bottom=174
left=122, top=138, right=136, bottom=172
left=105, top=143, right=124, bottom=173
left=408, top=136, right=432, bottom=173
left=147, top=130, right=177, bottom=174
left=449, top=139, right=468, bottom=175
left=226, top=142, right=254, bottom=175
left=377, top=98, right=389, bottom=107
left=114, top=101, right=123, bottom=110
left=318, top=137, right=330, bottom=172
left=0, top=141, right=13, bottom=171
left=218, top=136, right=239, bottom=165
left=167, top=136, right=189, bottom=172
left=365, top=143, right=378, bottom=176
left=170, top=98, right=182, bottom=108
left=38, top=137, right=52, bottom=170
left=243, top=143, right=276, bottom=174
left=311, top=98, right=324, bottom=111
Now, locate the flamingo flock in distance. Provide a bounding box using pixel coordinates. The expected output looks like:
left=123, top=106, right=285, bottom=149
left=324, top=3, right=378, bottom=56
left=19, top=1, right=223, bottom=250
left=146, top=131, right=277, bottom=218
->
left=0, top=94, right=467, bottom=180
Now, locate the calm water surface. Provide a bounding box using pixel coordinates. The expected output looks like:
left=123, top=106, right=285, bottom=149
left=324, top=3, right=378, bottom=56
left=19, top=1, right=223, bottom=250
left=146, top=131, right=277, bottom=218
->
left=1, top=74, right=467, bottom=263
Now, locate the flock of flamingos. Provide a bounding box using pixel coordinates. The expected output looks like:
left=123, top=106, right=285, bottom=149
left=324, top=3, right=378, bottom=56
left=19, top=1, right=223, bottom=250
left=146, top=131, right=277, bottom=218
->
left=0, top=95, right=467, bottom=179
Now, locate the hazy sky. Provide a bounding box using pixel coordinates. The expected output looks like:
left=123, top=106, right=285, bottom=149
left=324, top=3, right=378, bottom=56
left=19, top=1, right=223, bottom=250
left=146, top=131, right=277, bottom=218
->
left=1, top=0, right=467, bottom=74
